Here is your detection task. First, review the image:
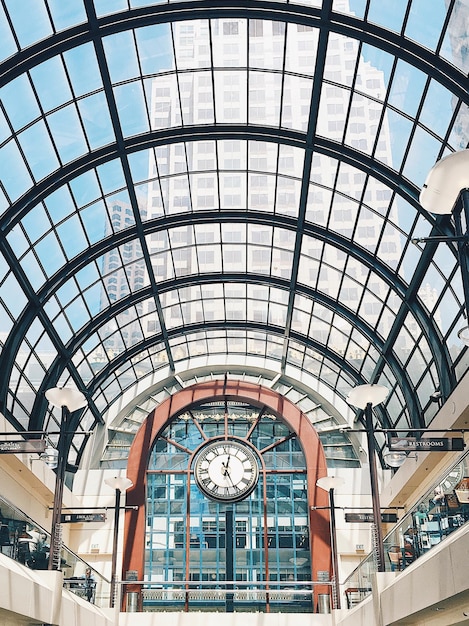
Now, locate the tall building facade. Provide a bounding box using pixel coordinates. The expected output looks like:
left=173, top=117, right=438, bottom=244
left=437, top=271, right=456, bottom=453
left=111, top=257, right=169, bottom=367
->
left=143, top=15, right=401, bottom=360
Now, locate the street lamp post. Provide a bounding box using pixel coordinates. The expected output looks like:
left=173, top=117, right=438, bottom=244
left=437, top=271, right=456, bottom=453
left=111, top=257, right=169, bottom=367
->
left=45, top=387, right=87, bottom=570
left=347, top=384, right=389, bottom=572
left=316, top=476, right=345, bottom=609
left=105, top=476, right=134, bottom=608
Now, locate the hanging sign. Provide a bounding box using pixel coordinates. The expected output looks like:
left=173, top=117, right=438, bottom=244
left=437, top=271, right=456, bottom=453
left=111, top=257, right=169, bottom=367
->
left=389, top=437, right=465, bottom=452
left=345, top=512, right=398, bottom=523
left=61, top=513, right=106, bottom=523
left=0, top=440, right=46, bottom=454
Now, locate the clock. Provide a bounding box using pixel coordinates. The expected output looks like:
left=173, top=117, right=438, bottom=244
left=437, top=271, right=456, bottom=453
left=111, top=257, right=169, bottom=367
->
left=194, top=440, right=259, bottom=502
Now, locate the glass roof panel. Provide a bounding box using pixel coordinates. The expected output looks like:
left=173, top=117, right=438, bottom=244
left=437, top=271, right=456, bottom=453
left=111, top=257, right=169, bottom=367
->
left=64, top=43, right=104, bottom=97
left=366, top=0, right=407, bottom=33
left=404, top=0, right=447, bottom=51
left=440, top=1, right=469, bottom=73
left=0, top=0, right=467, bottom=467
left=4, top=0, right=52, bottom=49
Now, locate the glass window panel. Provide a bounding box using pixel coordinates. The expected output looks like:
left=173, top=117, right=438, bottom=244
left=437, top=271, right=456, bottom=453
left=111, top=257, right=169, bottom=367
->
left=97, top=159, right=126, bottom=195
left=0, top=107, right=10, bottom=145
left=81, top=201, right=110, bottom=244
left=316, top=85, right=348, bottom=138
left=64, top=298, right=90, bottom=332
left=323, top=38, right=354, bottom=87
left=129, top=149, right=152, bottom=184
left=1, top=73, right=41, bottom=131
left=34, top=231, right=67, bottom=276
left=405, top=0, right=446, bottom=51
left=21, top=204, right=51, bottom=244
left=0, top=4, right=17, bottom=61
left=448, top=102, right=469, bottom=151
left=19, top=252, right=46, bottom=291
left=78, top=92, right=115, bottom=150
left=135, top=24, right=175, bottom=75
left=175, top=21, right=212, bottom=70
left=6, top=224, right=30, bottom=258
left=47, top=0, right=87, bottom=30
left=435, top=288, right=462, bottom=336
left=94, top=0, right=127, bottom=17
left=249, top=71, right=282, bottom=127
left=18, top=121, right=60, bottom=181
left=64, top=44, right=103, bottom=97
left=367, top=0, right=407, bottom=32
left=103, top=31, right=141, bottom=83
left=249, top=21, right=285, bottom=70
left=383, top=108, right=413, bottom=171
left=419, top=79, right=456, bottom=139
left=56, top=214, right=89, bottom=260
left=402, top=126, right=442, bottom=187
left=361, top=43, right=394, bottom=89
left=114, top=81, right=150, bottom=136
left=387, top=59, right=427, bottom=118
left=213, top=70, right=247, bottom=124
left=0, top=140, right=33, bottom=201
left=45, top=187, right=76, bottom=224
left=0, top=273, right=27, bottom=317
left=344, top=94, right=382, bottom=155
left=440, top=1, right=469, bottom=73
left=47, top=104, right=88, bottom=162
left=30, top=56, right=73, bottom=112
left=284, top=24, right=317, bottom=77
left=211, top=18, right=247, bottom=68
left=70, top=170, right=101, bottom=207
left=281, top=75, right=313, bottom=131
left=4, top=0, right=52, bottom=48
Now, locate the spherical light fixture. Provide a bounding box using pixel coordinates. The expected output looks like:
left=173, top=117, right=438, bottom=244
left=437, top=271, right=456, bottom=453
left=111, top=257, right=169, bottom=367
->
left=383, top=450, right=407, bottom=468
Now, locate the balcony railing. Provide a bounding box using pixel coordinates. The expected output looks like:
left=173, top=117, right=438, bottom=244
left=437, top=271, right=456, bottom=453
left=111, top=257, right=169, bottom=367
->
left=343, top=459, right=469, bottom=608
left=0, top=494, right=110, bottom=606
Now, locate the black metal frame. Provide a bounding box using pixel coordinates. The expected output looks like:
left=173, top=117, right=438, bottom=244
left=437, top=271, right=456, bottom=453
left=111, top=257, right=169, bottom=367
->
left=0, top=0, right=467, bottom=465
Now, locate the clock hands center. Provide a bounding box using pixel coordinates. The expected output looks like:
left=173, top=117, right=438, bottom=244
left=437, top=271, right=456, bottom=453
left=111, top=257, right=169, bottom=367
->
left=221, top=455, right=231, bottom=475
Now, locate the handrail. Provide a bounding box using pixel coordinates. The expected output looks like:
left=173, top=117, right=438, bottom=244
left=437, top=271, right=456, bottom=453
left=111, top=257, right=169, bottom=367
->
left=0, top=493, right=110, bottom=606
left=342, top=453, right=469, bottom=606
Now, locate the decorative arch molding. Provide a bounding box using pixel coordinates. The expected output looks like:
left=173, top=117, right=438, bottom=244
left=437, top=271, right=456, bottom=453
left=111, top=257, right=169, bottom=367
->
left=122, top=379, right=332, bottom=604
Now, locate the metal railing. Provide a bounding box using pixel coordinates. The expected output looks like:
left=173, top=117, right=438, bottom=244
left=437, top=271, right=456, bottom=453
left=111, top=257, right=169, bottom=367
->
left=120, top=579, right=332, bottom=613
left=342, top=458, right=469, bottom=608
left=0, top=494, right=110, bottom=606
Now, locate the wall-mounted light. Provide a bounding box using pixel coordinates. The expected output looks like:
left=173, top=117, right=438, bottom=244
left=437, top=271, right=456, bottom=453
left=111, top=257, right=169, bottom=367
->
left=383, top=450, right=407, bottom=468
left=40, top=446, right=59, bottom=469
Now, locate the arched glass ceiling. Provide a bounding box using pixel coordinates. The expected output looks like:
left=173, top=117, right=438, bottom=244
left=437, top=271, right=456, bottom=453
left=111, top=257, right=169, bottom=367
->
left=0, top=0, right=468, bottom=468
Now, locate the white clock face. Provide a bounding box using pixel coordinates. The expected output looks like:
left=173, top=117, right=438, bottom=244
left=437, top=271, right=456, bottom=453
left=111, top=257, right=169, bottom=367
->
left=194, top=440, right=259, bottom=502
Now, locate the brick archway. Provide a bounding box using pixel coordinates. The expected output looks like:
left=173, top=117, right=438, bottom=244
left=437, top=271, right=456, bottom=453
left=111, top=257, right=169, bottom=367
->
left=122, top=380, right=331, bottom=605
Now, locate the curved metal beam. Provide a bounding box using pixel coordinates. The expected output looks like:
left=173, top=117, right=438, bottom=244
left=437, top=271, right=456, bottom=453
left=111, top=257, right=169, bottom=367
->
left=0, top=128, right=448, bottom=234
left=0, top=209, right=450, bottom=382
left=1, top=1, right=467, bottom=103
left=0, top=204, right=452, bottom=429
left=29, top=272, right=419, bottom=420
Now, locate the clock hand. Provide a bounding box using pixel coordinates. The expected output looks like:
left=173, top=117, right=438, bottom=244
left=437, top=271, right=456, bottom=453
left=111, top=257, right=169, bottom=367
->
left=223, top=470, right=234, bottom=486
left=221, top=455, right=231, bottom=475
